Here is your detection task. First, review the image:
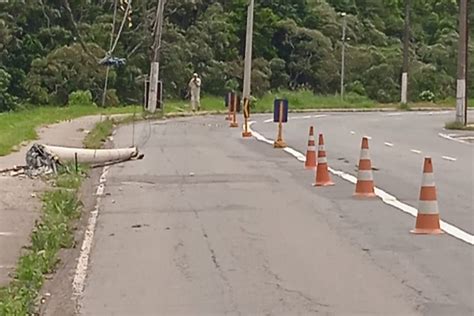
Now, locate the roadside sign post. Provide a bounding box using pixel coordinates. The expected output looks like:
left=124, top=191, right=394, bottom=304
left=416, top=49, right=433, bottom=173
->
left=273, top=99, right=288, bottom=148
left=225, top=92, right=232, bottom=121
left=242, top=97, right=252, bottom=137
left=230, top=93, right=239, bottom=128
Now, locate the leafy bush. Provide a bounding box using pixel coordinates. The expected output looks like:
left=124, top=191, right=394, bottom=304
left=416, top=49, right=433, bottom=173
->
left=419, top=90, right=435, bottom=102
left=0, top=68, right=18, bottom=111
left=68, top=90, right=95, bottom=107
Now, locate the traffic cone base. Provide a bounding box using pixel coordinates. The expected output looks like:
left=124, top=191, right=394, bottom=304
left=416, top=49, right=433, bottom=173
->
left=230, top=122, right=239, bottom=128
left=313, top=181, right=334, bottom=187
left=242, top=131, right=252, bottom=137
left=411, top=214, right=443, bottom=235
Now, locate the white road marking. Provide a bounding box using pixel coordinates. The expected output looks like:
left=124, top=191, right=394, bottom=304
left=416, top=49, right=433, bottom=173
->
left=291, top=115, right=312, bottom=120
left=73, top=166, right=110, bottom=299
left=442, top=156, right=457, bottom=162
left=249, top=124, right=474, bottom=246
left=263, top=114, right=327, bottom=123
left=385, top=113, right=403, bottom=116
left=410, top=149, right=422, bottom=154
left=384, top=142, right=394, bottom=147
left=418, top=111, right=451, bottom=115
left=0, top=232, right=14, bottom=236
left=439, top=133, right=470, bottom=145
left=350, top=131, right=356, bottom=135
left=365, top=136, right=372, bottom=140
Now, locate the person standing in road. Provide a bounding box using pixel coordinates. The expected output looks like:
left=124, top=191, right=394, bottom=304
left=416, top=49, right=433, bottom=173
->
left=188, top=73, right=201, bottom=112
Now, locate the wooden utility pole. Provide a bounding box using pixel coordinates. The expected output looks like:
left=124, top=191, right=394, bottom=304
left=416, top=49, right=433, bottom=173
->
left=147, top=0, right=166, bottom=113
left=455, top=0, right=468, bottom=125
left=401, top=0, right=410, bottom=105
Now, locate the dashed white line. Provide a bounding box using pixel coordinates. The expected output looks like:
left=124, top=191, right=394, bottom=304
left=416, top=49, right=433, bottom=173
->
left=0, top=232, right=14, bottom=237
left=385, top=113, right=403, bottom=116
left=410, top=149, right=422, bottom=154
left=350, top=131, right=356, bottom=135
left=263, top=118, right=273, bottom=123
left=73, top=166, right=110, bottom=300
left=249, top=123, right=473, bottom=246
left=384, top=142, right=394, bottom=147
left=442, top=156, right=457, bottom=162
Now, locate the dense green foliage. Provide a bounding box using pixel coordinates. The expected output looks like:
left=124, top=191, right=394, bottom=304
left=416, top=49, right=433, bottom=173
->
left=0, top=0, right=472, bottom=111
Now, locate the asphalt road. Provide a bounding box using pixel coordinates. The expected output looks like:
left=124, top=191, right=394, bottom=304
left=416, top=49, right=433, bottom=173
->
left=77, top=112, right=473, bottom=316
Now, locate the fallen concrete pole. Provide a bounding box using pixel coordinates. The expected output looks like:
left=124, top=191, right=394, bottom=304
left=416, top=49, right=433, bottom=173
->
left=43, top=145, right=142, bottom=164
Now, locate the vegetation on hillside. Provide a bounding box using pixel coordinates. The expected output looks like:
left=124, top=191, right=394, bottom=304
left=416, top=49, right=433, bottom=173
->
left=0, top=0, right=472, bottom=112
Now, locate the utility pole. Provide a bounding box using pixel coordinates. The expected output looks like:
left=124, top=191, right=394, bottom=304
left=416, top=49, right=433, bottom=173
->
left=242, top=0, right=255, bottom=101
left=456, top=0, right=468, bottom=125
left=340, top=12, right=347, bottom=100
left=401, top=0, right=411, bottom=105
left=147, top=0, right=166, bottom=113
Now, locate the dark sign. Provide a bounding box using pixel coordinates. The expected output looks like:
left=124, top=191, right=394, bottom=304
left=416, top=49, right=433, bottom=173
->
left=273, top=99, right=288, bottom=123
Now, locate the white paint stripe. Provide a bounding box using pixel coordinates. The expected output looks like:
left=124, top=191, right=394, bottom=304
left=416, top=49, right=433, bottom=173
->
left=439, top=133, right=470, bottom=145
left=421, top=173, right=435, bottom=186
left=291, top=115, right=312, bottom=120
left=385, top=113, right=403, bottom=116
left=0, top=232, right=14, bottom=237
left=442, top=156, right=457, bottom=162
left=264, top=118, right=273, bottom=123
left=73, top=166, right=110, bottom=298
left=248, top=125, right=474, bottom=246
left=312, top=115, right=328, bottom=119
left=457, top=136, right=474, bottom=141
left=284, top=147, right=306, bottom=162
left=350, top=131, right=356, bottom=135
left=410, top=149, right=422, bottom=154
left=384, top=142, right=394, bottom=147
left=357, top=170, right=373, bottom=181
left=418, top=200, right=439, bottom=215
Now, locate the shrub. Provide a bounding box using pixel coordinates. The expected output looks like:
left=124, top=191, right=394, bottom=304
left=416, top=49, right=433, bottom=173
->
left=68, top=90, right=95, bottom=107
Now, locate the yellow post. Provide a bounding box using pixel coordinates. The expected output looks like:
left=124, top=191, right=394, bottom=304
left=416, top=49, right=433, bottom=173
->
left=274, top=100, right=287, bottom=148
left=242, top=98, right=252, bottom=137
left=229, top=93, right=239, bottom=128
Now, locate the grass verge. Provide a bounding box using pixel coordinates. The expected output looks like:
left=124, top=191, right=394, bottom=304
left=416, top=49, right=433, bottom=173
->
left=0, top=105, right=138, bottom=156
left=445, top=121, right=474, bottom=131
left=0, top=165, right=86, bottom=315
left=1, top=91, right=470, bottom=156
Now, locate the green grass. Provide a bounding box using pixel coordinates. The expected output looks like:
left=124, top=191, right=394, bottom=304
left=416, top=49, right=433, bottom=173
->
left=445, top=121, right=474, bottom=131
left=83, top=118, right=115, bottom=149
left=0, top=105, right=139, bottom=156
left=1, top=91, right=471, bottom=157
left=0, top=165, right=85, bottom=315
left=164, top=90, right=377, bottom=113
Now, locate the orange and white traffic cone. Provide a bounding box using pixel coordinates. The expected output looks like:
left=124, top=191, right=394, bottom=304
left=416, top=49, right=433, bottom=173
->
left=411, top=157, right=443, bottom=235
left=313, top=134, right=334, bottom=186
left=305, top=126, right=317, bottom=169
left=354, top=137, right=376, bottom=198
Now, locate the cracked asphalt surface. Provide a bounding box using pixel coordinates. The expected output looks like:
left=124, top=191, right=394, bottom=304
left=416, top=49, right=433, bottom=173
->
left=78, top=113, right=473, bottom=316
